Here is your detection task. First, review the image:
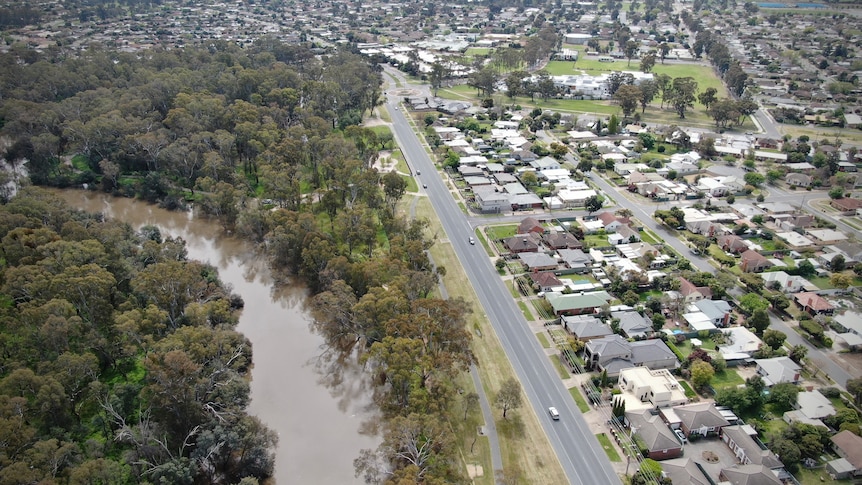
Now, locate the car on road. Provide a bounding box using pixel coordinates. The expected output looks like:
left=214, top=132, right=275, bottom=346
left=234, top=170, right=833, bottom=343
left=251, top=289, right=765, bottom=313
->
left=690, top=247, right=701, bottom=255
left=548, top=407, right=560, bottom=420
left=416, top=170, right=420, bottom=175
left=469, top=237, right=475, bottom=245
left=423, top=184, right=427, bottom=189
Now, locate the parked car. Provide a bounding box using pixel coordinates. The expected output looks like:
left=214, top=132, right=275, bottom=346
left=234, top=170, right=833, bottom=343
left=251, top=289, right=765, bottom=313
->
left=674, top=429, right=687, bottom=443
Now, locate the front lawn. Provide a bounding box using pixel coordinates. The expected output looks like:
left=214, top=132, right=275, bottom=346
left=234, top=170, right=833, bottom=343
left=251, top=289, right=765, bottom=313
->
left=485, top=224, right=518, bottom=242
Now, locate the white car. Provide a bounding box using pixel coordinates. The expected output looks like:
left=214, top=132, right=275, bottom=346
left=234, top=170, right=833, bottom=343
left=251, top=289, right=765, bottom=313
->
left=468, top=237, right=475, bottom=245
left=548, top=407, right=560, bottom=420
left=674, top=429, right=687, bottom=443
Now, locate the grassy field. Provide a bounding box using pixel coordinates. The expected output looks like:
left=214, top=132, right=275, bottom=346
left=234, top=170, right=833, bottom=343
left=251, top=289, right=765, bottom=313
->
left=413, top=196, right=569, bottom=484
left=485, top=224, right=518, bottom=241
left=537, top=331, right=551, bottom=349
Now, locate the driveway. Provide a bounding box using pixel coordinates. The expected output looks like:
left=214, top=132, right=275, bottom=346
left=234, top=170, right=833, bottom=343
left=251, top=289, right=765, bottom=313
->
left=683, top=436, right=739, bottom=478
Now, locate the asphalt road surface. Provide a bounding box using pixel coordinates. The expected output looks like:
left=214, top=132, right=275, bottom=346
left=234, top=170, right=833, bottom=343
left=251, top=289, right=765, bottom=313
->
left=386, top=94, right=621, bottom=485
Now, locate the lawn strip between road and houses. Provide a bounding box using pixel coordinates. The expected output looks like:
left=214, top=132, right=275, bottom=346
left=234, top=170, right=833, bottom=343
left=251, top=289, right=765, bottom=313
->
left=415, top=197, right=570, bottom=484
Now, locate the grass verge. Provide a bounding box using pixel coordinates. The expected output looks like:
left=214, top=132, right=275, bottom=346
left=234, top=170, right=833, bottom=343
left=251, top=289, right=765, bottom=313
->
left=596, top=433, right=623, bottom=462
left=413, top=197, right=568, bottom=484
left=569, top=386, right=591, bottom=413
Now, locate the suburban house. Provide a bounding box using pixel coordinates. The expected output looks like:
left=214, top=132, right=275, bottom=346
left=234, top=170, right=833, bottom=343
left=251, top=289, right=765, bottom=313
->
left=617, top=367, right=688, bottom=410
left=697, top=177, right=729, bottom=197
left=678, top=277, right=712, bottom=303
left=828, top=430, right=862, bottom=479
left=529, top=272, right=564, bottom=293
left=761, top=271, right=813, bottom=293
left=613, top=310, right=654, bottom=339
left=831, top=197, right=862, bottom=214
left=689, top=299, right=732, bottom=327
left=785, top=172, right=812, bottom=187
left=720, top=425, right=783, bottom=471
left=806, top=228, right=849, bottom=245
left=754, top=357, right=801, bottom=387
left=596, top=211, right=628, bottom=232
left=546, top=291, right=613, bottom=316
left=788, top=390, right=836, bottom=421
left=475, top=190, right=510, bottom=213
left=665, top=402, right=730, bottom=438
left=504, top=235, right=540, bottom=253
left=517, top=216, right=545, bottom=235
left=616, top=224, right=641, bottom=244
left=717, top=234, right=749, bottom=254
left=740, top=250, right=773, bottom=273
left=557, top=248, right=592, bottom=273
left=794, top=292, right=835, bottom=316
left=544, top=232, right=583, bottom=250
left=518, top=252, right=558, bottom=271
left=660, top=458, right=711, bottom=485
left=625, top=408, right=684, bottom=461
left=561, top=314, right=613, bottom=341
left=819, top=242, right=862, bottom=267
left=718, top=465, right=782, bottom=485
left=718, top=326, right=763, bottom=361
left=584, top=335, right=678, bottom=375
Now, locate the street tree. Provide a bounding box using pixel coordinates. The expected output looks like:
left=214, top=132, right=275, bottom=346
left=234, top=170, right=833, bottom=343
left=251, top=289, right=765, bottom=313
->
left=584, top=195, right=604, bottom=214
left=698, top=87, right=718, bottom=109
left=639, top=52, right=656, bottom=73
left=625, top=40, right=640, bottom=66
left=638, top=79, right=659, bottom=113
left=669, top=77, right=698, bottom=118
left=495, top=378, right=523, bottom=419
left=613, top=85, right=642, bottom=117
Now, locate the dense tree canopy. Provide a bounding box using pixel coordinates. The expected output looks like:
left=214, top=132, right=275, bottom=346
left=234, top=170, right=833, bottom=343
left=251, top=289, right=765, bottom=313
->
left=0, top=187, right=275, bottom=484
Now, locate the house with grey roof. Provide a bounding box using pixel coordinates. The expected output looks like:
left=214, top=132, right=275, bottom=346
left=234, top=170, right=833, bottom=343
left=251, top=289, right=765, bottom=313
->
left=721, top=425, right=783, bottom=470
left=557, top=248, right=591, bottom=273
left=518, top=252, right=558, bottom=271
left=584, top=335, right=678, bottom=375
left=475, top=190, right=509, bottom=213
left=828, top=430, right=862, bottom=479
left=788, top=390, right=836, bottom=421
left=504, top=235, right=540, bottom=253
left=544, top=232, right=583, bottom=250
left=718, top=465, right=781, bottom=485
left=661, top=458, right=711, bottom=485
left=625, top=408, right=684, bottom=461
left=761, top=271, right=813, bottom=293
left=612, top=310, right=653, bottom=339
left=754, top=357, right=801, bottom=387
left=561, top=314, right=612, bottom=341
left=691, top=299, right=732, bottom=327
left=670, top=402, right=730, bottom=438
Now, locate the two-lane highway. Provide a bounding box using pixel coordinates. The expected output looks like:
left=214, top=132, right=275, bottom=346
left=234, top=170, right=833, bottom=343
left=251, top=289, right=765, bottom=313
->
left=386, top=95, right=621, bottom=485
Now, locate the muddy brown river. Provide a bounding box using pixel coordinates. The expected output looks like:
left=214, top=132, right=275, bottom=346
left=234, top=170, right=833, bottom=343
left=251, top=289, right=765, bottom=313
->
left=57, top=190, right=379, bottom=484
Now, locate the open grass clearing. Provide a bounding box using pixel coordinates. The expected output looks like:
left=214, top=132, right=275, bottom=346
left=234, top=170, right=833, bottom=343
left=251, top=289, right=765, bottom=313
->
left=413, top=197, right=569, bottom=484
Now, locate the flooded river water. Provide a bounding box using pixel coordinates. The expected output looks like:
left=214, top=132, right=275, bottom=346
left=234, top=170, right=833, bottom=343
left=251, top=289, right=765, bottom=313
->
left=57, top=190, right=379, bottom=484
